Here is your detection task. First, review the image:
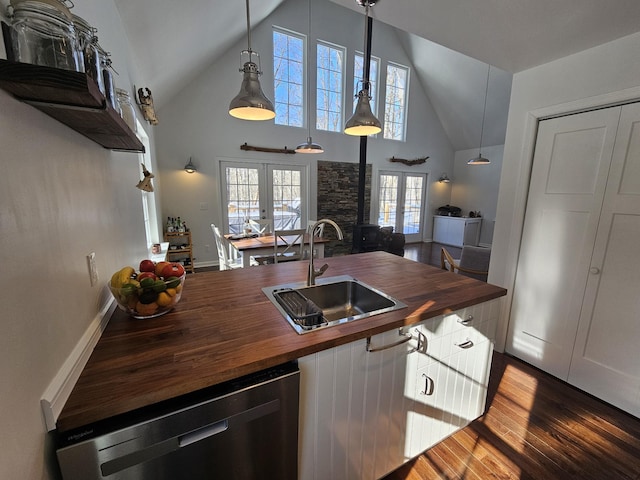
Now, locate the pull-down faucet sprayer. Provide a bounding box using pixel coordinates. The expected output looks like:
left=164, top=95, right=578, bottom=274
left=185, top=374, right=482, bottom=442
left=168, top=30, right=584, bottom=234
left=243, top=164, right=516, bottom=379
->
left=306, top=219, right=344, bottom=286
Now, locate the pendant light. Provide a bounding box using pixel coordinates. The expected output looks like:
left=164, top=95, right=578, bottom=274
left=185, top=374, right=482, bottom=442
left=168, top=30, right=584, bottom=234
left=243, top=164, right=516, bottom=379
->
left=295, top=0, right=324, bottom=153
left=344, top=0, right=381, bottom=136
left=184, top=157, right=197, bottom=173
left=229, top=0, right=276, bottom=121
left=468, top=65, right=491, bottom=165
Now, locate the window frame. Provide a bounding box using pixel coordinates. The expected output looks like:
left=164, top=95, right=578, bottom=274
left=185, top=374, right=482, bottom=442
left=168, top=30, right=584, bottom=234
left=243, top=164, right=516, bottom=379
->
left=316, top=39, right=346, bottom=133
left=383, top=62, right=410, bottom=142
left=353, top=51, right=380, bottom=117
left=273, top=26, right=306, bottom=128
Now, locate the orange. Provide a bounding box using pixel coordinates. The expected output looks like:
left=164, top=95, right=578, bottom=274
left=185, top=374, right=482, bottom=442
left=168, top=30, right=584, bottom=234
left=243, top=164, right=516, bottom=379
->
left=156, top=292, right=172, bottom=307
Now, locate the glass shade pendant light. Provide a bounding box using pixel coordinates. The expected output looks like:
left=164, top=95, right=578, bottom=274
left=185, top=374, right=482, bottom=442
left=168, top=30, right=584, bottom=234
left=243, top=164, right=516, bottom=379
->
left=468, top=64, right=491, bottom=165
left=228, top=0, right=276, bottom=121
left=295, top=0, right=324, bottom=153
left=344, top=0, right=381, bottom=136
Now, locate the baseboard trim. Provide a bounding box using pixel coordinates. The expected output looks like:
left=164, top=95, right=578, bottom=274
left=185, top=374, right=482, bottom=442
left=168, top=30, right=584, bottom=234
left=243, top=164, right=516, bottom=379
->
left=41, top=299, right=116, bottom=431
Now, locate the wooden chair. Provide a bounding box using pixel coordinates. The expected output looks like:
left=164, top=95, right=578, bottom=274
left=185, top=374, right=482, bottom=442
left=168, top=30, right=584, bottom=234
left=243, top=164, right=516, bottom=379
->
left=248, top=218, right=272, bottom=236
left=307, top=220, right=325, bottom=238
left=211, top=224, right=246, bottom=270
left=441, top=245, right=490, bottom=282
left=273, top=228, right=306, bottom=263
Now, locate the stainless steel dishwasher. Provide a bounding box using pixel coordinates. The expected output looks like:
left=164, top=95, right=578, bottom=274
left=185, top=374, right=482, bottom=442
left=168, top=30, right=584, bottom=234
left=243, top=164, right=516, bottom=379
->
left=56, top=362, right=299, bottom=480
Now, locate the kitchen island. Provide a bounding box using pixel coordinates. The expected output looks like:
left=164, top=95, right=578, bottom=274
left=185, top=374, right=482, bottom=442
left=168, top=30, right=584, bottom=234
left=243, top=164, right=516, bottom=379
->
left=57, top=251, right=506, bottom=434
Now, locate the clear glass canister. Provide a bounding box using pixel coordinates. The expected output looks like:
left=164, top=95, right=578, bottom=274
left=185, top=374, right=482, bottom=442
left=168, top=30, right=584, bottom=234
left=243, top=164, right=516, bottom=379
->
left=9, top=0, right=82, bottom=72
left=72, top=14, right=105, bottom=95
left=116, top=88, right=137, bottom=133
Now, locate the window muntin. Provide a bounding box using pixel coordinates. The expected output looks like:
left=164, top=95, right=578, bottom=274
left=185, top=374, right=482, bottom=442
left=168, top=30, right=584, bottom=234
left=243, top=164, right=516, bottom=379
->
left=384, top=63, right=409, bottom=141
left=316, top=41, right=345, bottom=132
left=273, top=29, right=304, bottom=127
left=353, top=53, right=379, bottom=115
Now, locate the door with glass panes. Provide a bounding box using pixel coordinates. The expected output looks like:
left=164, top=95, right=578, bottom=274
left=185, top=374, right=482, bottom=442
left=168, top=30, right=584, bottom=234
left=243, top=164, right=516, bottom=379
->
left=377, top=172, right=426, bottom=242
left=221, top=161, right=307, bottom=234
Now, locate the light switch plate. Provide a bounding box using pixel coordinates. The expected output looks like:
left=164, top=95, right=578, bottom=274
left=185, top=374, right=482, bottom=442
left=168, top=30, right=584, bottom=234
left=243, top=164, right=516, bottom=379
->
left=87, top=252, right=98, bottom=286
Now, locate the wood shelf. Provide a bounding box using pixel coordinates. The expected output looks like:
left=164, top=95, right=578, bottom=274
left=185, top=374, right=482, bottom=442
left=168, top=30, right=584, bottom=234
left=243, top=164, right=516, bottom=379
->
left=0, top=59, right=145, bottom=152
left=164, top=231, right=194, bottom=273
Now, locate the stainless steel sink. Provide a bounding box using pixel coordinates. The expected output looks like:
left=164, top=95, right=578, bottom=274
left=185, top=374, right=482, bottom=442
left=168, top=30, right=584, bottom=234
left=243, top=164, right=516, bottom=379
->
left=263, top=275, right=407, bottom=334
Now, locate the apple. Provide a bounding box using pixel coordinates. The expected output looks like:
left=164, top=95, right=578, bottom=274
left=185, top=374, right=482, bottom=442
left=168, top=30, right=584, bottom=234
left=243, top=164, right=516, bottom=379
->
left=161, top=262, right=185, bottom=279
left=137, top=271, right=157, bottom=282
left=155, top=261, right=171, bottom=277
left=139, top=259, right=156, bottom=272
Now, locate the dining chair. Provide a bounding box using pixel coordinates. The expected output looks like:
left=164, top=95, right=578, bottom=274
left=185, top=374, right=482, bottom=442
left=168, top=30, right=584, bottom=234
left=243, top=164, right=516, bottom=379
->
left=273, top=229, right=306, bottom=263
left=211, top=224, right=246, bottom=270
left=249, top=218, right=272, bottom=236
left=307, top=220, right=325, bottom=238
left=440, top=245, right=490, bottom=282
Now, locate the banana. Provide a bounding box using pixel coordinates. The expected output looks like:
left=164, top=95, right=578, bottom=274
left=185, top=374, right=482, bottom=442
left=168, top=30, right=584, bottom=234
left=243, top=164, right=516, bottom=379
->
left=111, top=266, right=135, bottom=288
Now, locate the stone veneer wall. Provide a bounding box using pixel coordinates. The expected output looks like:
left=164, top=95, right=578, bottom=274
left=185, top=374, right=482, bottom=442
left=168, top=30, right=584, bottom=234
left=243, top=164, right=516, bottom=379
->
left=317, top=160, right=372, bottom=256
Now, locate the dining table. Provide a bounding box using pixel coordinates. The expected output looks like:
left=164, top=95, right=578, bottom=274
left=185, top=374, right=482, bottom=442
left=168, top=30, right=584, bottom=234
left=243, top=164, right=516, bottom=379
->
left=225, top=233, right=329, bottom=268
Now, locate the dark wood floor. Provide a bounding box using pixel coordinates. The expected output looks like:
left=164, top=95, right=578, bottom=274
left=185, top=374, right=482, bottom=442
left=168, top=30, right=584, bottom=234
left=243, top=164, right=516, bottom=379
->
left=382, top=351, right=640, bottom=480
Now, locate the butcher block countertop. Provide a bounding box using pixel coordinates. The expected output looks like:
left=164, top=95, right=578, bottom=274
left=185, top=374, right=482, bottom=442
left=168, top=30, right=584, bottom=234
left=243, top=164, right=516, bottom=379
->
left=56, top=251, right=506, bottom=432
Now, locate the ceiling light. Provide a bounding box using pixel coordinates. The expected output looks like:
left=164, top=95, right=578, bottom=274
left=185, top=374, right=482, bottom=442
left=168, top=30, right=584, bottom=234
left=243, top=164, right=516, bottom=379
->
left=344, top=0, right=381, bottom=136
left=184, top=157, right=197, bottom=173
left=468, top=64, right=491, bottom=165
left=438, top=173, right=450, bottom=183
left=296, top=0, right=324, bottom=153
left=229, top=0, right=275, bottom=121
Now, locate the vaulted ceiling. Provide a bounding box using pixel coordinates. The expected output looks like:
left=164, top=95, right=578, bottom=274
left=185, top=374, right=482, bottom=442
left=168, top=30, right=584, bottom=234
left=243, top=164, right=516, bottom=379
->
left=113, top=0, right=640, bottom=151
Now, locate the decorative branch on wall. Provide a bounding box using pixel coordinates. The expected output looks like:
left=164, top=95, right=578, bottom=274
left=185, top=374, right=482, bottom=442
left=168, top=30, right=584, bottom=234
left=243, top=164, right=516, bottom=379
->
left=389, top=156, right=429, bottom=166
left=240, top=143, right=296, bottom=154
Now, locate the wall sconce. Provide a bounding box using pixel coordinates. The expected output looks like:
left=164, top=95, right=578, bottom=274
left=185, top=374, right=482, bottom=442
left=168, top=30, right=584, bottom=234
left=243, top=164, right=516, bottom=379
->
left=438, top=173, right=451, bottom=183
left=184, top=157, right=197, bottom=173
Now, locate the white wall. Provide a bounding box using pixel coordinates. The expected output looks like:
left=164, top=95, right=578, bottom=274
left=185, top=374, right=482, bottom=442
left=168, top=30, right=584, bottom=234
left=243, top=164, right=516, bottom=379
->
left=491, top=30, right=640, bottom=351
left=450, top=144, right=503, bottom=245
left=154, top=0, right=455, bottom=262
left=0, top=2, right=157, bottom=478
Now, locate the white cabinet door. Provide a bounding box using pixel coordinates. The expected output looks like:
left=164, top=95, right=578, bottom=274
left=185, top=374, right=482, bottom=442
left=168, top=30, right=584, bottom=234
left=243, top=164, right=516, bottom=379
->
left=298, top=328, right=413, bottom=480
left=506, top=107, right=621, bottom=379
left=404, top=300, right=499, bottom=459
left=568, top=103, right=640, bottom=417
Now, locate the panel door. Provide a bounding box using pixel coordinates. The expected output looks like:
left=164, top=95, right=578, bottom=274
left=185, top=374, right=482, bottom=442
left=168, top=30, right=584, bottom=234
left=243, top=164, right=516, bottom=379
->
left=568, top=103, right=640, bottom=416
left=506, top=107, right=621, bottom=379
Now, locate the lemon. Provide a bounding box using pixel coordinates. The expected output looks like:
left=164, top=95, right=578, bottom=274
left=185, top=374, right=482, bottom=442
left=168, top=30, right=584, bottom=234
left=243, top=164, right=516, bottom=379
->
left=156, top=292, right=172, bottom=307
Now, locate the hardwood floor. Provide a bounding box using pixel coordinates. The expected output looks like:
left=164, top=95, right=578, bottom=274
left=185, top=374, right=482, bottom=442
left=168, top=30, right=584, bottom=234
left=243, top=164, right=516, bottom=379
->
left=382, top=352, right=640, bottom=480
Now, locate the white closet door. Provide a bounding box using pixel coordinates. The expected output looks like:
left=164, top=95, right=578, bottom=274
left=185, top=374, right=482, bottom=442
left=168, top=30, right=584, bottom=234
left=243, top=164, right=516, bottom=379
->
left=568, top=103, right=640, bottom=416
left=506, top=107, right=621, bottom=379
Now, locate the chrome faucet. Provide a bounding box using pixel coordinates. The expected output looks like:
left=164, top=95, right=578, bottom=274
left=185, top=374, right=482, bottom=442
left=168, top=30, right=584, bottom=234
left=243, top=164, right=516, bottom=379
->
left=307, top=219, right=344, bottom=286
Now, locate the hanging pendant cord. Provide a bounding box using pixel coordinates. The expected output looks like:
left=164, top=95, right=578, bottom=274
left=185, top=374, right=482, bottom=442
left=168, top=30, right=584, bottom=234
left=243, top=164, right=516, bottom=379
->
left=479, top=65, right=490, bottom=154
left=245, top=0, right=252, bottom=52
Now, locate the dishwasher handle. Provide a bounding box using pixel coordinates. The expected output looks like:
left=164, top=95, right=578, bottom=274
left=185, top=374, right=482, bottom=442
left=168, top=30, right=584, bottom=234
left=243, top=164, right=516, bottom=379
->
left=178, top=419, right=228, bottom=448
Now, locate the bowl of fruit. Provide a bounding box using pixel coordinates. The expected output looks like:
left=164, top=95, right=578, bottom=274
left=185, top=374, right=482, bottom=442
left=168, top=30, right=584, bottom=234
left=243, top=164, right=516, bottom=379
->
left=109, top=260, right=186, bottom=319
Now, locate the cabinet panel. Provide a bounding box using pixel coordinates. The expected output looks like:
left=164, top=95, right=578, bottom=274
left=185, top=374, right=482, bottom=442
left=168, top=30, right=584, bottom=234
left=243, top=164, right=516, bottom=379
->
left=432, top=216, right=481, bottom=247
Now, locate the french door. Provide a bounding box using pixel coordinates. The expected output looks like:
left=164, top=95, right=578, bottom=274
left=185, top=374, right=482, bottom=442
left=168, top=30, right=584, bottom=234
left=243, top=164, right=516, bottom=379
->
left=377, top=172, right=426, bottom=242
left=221, top=161, right=307, bottom=234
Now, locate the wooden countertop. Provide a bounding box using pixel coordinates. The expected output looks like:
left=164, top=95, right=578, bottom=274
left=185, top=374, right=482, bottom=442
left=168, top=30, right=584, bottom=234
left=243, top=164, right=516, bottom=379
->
left=56, top=252, right=506, bottom=432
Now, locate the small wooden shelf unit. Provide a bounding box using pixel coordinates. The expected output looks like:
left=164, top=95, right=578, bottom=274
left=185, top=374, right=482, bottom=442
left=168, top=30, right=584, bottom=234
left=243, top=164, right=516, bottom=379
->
left=164, top=231, right=194, bottom=273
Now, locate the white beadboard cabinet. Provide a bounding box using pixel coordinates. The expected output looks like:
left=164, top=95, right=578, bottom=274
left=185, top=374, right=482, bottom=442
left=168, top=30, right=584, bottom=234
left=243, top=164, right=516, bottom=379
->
left=298, top=298, right=501, bottom=480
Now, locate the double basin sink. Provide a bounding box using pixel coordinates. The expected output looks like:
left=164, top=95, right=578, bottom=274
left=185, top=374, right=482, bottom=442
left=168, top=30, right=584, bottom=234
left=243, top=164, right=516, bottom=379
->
left=263, top=275, right=407, bottom=334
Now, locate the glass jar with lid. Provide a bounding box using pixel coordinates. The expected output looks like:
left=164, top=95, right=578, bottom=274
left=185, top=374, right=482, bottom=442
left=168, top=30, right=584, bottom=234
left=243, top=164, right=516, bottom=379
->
left=116, top=88, right=137, bottom=133
left=8, top=0, right=82, bottom=71
left=72, top=13, right=105, bottom=95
